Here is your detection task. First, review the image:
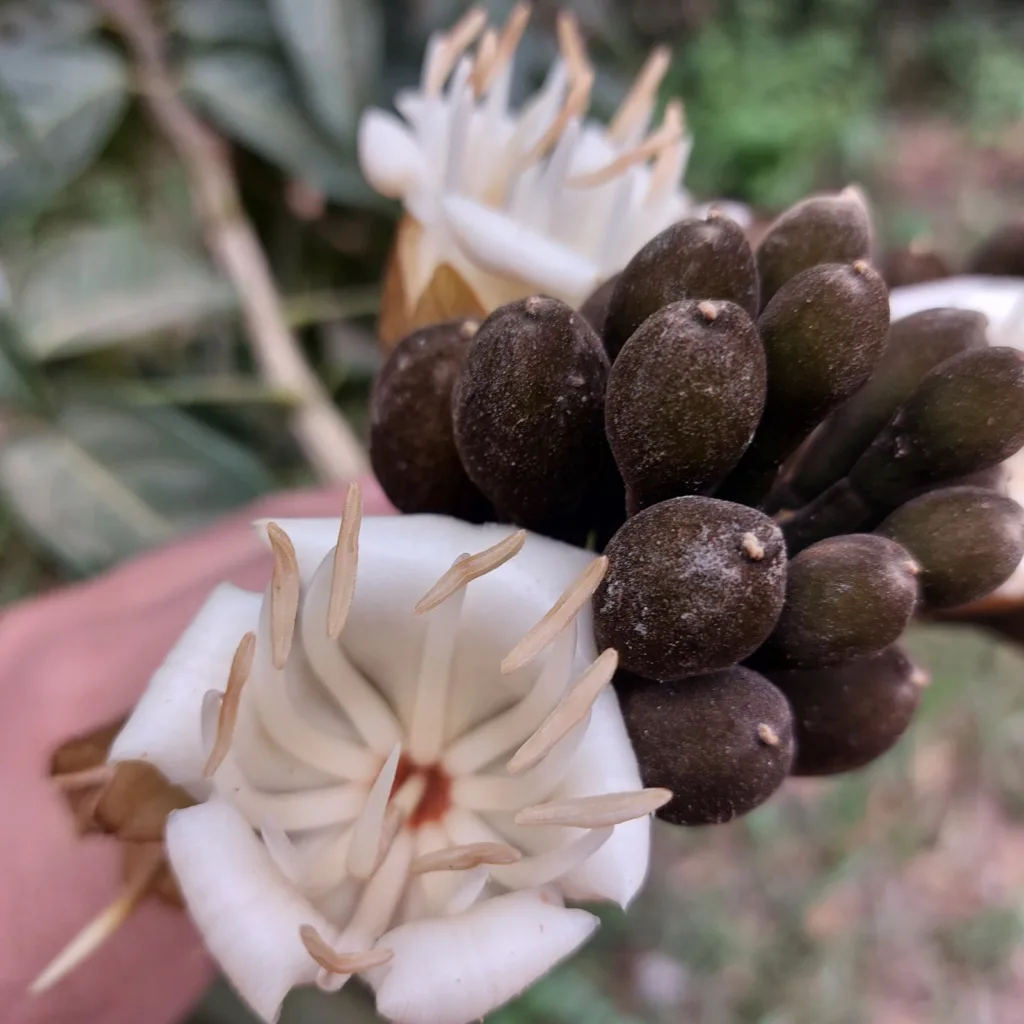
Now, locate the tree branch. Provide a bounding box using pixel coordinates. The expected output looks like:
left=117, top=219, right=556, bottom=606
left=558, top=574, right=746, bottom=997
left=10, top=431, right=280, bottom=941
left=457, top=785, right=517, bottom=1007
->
left=97, top=0, right=368, bottom=482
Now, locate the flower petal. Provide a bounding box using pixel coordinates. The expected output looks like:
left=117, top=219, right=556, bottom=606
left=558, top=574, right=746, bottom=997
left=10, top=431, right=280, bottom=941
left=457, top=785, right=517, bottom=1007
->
left=548, top=686, right=651, bottom=908
left=371, top=888, right=598, bottom=1024
left=358, top=109, right=427, bottom=200
left=109, top=584, right=261, bottom=786
left=443, top=195, right=600, bottom=302
left=165, top=800, right=332, bottom=1023
left=257, top=517, right=595, bottom=740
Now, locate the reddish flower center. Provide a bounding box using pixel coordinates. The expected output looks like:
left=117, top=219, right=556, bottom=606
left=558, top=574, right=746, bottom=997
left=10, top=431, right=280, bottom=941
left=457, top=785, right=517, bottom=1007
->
left=392, top=754, right=452, bottom=829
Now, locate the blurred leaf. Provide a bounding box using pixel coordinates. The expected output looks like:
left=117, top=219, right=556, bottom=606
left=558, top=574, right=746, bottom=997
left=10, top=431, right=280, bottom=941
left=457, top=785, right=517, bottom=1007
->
left=0, top=40, right=128, bottom=221
left=182, top=51, right=378, bottom=206
left=0, top=262, right=46, bottom=407
left=267, top=0, right=382, bottom=145
left=171, top=0, right=277, bottom=46
left=14, top=223, right=236, bottom=360
left=0, top=404, right=274, bottom=574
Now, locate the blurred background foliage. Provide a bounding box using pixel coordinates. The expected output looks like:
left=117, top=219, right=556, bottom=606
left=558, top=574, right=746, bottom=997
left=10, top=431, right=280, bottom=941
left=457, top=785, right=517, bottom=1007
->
left=1, top=1, right=1023, bottom=1021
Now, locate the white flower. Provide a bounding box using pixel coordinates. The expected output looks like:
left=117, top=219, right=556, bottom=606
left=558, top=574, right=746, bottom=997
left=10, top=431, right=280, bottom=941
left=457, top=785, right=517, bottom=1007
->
left=108, top=487, right=667, bottom=1024
left=358, top=4, right=749, bottom=344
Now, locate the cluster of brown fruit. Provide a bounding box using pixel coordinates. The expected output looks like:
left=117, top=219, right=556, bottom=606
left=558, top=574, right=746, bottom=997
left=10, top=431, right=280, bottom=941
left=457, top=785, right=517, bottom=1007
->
left=369, top=189, right=1024, bottom=829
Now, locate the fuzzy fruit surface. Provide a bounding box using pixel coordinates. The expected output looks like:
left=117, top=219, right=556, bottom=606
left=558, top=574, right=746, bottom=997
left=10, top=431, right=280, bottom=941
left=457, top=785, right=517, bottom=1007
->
left=594, top=496, right=786, bottom=680
left=606, top=299, right=765, bottom=512
left=765, top=646, right=923, bottom=776
left=619, top=665, right=794, bottom=825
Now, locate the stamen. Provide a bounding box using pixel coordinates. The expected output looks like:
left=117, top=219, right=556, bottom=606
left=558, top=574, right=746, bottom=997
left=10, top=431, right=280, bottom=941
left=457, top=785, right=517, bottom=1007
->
left=412, top=841, right=522, bottom=874
left=266, top=523, right=300, bottom=669
left=646, top=100, right=687, bottom=201
left=251, top=636, right=378, bottom=780
left=608, top=45, right=672, bottom=143
left=507, top=648, right=617, bottom=774
left=425, top=6, right=488, bottom=96
left=443, top=623, right=577, bottom=776
left=408, top=558, right=467, bottom=763
left=470, top=28, right=498, bottom=96
left=569, top=108, right=684, bottom=188
left=415, top=530, right=526, bottom=613
left=28, top=844, right=164, bottom=994
left=52, top=765, right=114, bottom=792
left=520, top=11, right=593, bottom=166
left=327, top=483, right=362, bottom=639
left=204, top=632, right=256, bottom=777
left=318, top=830, right=414, bottom=991
left=492, top=826, right=613, bottom=890
left=474, top=2, right=530, bottom=96
left=302, top=563, right=403, bottom=756
left=515, top=788, right=673, bottom=828
left=347, top=744, right=402, bottom=881
left=452, top=719, right=588, bottom=811
left=215, top=756, right=366, bottom=831
left=501, top=556, right=608, bottom=674
left=300, top=924, right=394, bottom=974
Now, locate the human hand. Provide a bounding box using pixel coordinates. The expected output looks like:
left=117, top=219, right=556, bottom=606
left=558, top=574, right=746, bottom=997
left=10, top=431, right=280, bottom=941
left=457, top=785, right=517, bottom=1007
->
left=1, top=479, right=393, bottom=1024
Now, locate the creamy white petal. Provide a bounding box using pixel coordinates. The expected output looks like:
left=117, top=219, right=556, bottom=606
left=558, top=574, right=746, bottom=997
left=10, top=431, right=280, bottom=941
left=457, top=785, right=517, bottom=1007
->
left=109, top=584, right=261, bottom=785
left=547, top=687, right=651, bottom=908
left=166, top=801, right=333, bottom=1023
left=443, top=195, right=600, bottom=300
left=889, top=276, right=1024, bottom=340
left=371, top=888, right=598, bottom=1024
left=358, top=109, right=427, bottom=200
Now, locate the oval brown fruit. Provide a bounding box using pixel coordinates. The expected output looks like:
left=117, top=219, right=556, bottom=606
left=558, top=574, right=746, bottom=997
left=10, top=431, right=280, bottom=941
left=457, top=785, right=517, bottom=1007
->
left=594, top=496, right=787, bottom=680
left=618, top=665, right=795, bottom=825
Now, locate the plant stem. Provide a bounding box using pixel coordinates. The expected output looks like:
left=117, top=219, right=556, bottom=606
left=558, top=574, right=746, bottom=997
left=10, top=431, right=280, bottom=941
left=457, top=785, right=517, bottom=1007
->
left=97, top=0, right=368, bottom=482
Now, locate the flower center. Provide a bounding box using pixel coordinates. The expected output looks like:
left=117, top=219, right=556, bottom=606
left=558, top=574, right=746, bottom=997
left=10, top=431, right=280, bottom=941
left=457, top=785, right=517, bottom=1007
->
left=392, top=755, right=452, bottom=829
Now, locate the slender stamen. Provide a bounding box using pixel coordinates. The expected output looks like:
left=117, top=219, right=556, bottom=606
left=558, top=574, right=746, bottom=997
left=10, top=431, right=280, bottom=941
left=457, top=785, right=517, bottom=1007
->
left=328, top=483, right=362, bottom=639
left=412, top=841, right=522, bottom=874
left=214, top=757, right=366, bottom=831
left=474, top=2, right=530, bottom=96
left=507, top=648, right=617, bottom=775
left=608, top=45, right=672, bottom=143
left=470, top=28, right=498, bottom=96
left=415, top=530, right=526, bottom=613
left=646, top=100, right=687, bottom=201
left=425, top=6, right=488, bottom=96
left=251, top=629, right=378, bottom=780
left=303, top=564, right=403, bottom=756
left=408, top=557, right=467, bottom=763
left=204, top=632, right=256, bottom=777
left=515, top=788, right=673, bottom=828
left=347, top=744, right=402, bottom=881
left=266, top=523, right=300, bottom=669
left=492, top=826, right=613, bottom=890
left=569, top=111, right=684, bottom=188
left=443, top=624, right=576, bottom=775
left=501, top=556, right=608, bottom=673
left=521, top=11, right=593, bottom=166
left=28, top=844, right=164, bottom=993
left=452, top=719, right=588, bottom=811
left=52, top=765, right=114, bottom=792
left=318, top=830, right=414, bottom=991
left=300, top=924, right=394, bottom=974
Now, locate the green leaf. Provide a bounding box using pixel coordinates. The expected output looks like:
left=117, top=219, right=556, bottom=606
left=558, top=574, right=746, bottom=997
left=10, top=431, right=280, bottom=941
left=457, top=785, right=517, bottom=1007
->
left=14, top=223, right=236, bottom=360
left=0, top=1, right=100, bottom=46
left=171, top=0, right=277, bottom=46
left=267, top=0, right=382, bottom=145
left=182, top=50, right=378, bottom=207
left=0, top=41, right=128, bottom=221
left=0, top=404, right=274, bottom=575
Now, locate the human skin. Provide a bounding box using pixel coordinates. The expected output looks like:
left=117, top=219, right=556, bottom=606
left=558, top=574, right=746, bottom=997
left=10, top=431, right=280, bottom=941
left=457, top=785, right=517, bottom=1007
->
left=1, top=479, right=393, bottom=1024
